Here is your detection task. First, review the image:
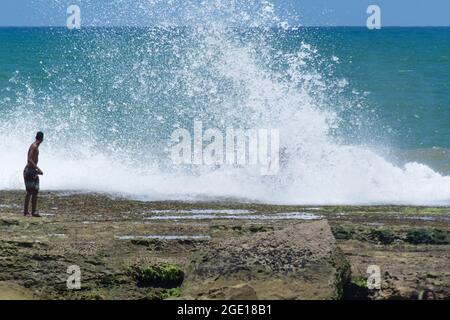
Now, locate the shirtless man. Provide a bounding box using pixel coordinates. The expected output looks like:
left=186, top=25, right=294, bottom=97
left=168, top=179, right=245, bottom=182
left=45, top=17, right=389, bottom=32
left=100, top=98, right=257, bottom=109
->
left=23, top=131, right=44, bottom=217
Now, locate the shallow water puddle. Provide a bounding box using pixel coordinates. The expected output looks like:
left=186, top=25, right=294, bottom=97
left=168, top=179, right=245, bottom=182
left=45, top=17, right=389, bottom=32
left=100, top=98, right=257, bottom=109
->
left=116, top=235, right=210, bottom=240
left=0, top=204, right=20, bottom=209
left=40, top=213, right=55, bottom=217
left=48, top=233, right=66, bottom=237
left=146, top=209, right=254, bottom=215
left=174, top=222, right=209, bottom=226
left=144, top=212, right=321, bottom=221
left=406, top=216, right=450, bottom=222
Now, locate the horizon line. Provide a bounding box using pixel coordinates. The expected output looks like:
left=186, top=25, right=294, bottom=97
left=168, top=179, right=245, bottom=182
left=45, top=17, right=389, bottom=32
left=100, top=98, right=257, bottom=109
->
left=1, top=25, right=450, bottom=28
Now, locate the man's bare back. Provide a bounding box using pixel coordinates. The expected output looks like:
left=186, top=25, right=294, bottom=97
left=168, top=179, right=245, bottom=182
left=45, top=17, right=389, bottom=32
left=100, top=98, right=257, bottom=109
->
left=27, top=142, right=43, bottom=175
left=24, top=132, right=44, bottom=217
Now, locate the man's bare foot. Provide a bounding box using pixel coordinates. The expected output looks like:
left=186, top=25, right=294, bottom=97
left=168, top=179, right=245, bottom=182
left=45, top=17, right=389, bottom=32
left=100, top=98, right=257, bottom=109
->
left=31, top=212, right=41, bottom=218
left=23, top=212, right=31, bottom=217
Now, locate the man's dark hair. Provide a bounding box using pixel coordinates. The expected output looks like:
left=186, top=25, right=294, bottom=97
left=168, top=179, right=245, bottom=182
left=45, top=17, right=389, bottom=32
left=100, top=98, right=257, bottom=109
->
left=36, top=131, right=44, bottom=142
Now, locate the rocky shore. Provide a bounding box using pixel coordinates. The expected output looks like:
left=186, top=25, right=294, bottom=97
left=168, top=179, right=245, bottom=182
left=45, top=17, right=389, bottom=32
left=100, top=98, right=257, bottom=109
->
left=0, top=191, right=448, bottom=300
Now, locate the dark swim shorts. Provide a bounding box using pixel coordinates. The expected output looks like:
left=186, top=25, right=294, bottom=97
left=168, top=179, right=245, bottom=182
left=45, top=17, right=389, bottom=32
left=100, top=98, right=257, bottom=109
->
left=23, top=166, right=39, bottom=192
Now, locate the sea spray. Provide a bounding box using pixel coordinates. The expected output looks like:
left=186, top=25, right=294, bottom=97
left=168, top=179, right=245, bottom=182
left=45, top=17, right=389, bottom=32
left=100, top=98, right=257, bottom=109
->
left=0, top=0, right=449, bottom=205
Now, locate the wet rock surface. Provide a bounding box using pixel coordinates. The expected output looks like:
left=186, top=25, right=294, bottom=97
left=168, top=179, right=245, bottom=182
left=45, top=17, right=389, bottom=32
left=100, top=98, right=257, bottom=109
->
left=183, top=220, right=349, bottom=299
left=0, top=191, right=449, bottom=300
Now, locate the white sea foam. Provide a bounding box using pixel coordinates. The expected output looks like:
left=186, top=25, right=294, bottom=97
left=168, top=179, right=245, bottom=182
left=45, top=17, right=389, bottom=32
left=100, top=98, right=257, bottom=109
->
left=0, top=0, right=449, bottom=205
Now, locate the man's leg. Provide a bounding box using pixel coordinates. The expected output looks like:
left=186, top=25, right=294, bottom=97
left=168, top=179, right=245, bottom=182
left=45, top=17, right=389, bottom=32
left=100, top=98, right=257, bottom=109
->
left=31, top=191, right=41, bottom=217
left=24, top=191, right=32, bottom=216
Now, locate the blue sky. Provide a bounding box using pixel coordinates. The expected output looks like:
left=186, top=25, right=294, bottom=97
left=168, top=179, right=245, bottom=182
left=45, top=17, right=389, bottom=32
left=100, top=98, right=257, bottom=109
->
left=0, top=0, right=449, bottom=27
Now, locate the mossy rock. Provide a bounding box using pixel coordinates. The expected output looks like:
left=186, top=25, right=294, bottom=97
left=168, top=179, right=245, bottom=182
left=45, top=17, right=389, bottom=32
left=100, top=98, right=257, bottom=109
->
left=369, top=228, right=396, bottom=245
left=143, top=287, right=181, bottom=300
left=332, top=248, right=352, bottom=300
left=401, top=207, right=448, bottom=215
left=130, top=263, right=184, bottom=288
left=406, top=229, right=450, bottom=245
left=331, top=225, right=354, bottom=240
left=432, top=229, right=450, bottom=244
left=248, top=225, right=266, bottom=233
left=160, top=287, right=181, bottom=299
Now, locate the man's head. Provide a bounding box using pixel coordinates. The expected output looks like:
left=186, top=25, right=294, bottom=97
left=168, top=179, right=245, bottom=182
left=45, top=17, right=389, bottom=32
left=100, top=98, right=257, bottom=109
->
left=36, top=131, right=44, bottom=143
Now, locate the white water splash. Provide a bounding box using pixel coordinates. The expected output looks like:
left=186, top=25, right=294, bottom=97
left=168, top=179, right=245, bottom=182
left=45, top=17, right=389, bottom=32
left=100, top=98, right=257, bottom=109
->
left=1, top=1, right=450, bottom=205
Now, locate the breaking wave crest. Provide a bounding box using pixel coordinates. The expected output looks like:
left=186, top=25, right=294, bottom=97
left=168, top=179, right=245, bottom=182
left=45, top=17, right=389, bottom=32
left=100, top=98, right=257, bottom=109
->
left=1, top=0, right=449, bottom=205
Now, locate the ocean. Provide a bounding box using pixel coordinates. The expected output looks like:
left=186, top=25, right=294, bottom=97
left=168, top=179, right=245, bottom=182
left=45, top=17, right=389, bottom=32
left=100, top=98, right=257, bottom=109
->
left=0, top=25, right=449, bottom=205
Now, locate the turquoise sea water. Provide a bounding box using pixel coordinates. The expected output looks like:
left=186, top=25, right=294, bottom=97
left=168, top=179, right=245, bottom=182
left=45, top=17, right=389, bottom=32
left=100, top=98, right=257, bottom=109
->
left=0, top=26, right=449, bottom=204
left=1, top=28, right=449, bottom=145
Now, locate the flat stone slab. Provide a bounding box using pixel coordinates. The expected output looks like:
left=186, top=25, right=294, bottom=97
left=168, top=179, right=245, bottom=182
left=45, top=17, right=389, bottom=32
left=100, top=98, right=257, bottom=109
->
left=182, top=220, right=350, bottom=300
